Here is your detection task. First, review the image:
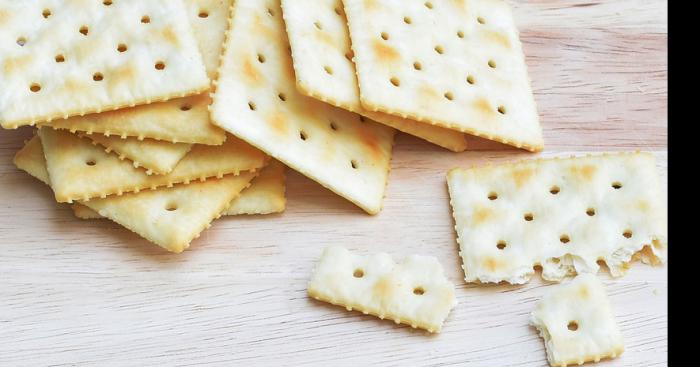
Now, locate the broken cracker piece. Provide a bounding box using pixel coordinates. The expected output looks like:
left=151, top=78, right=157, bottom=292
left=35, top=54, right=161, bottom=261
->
left=281, top=0, right=467, bottom=152
left=210, top=0, right=395, bottom=215
left=343, top=0, right=543, bottom=151
left=447, top=152, right=667, bottom=284
left=38, top=128, right=267, bottom=203
left=0, top=0, right=209, bottom=128
left=308, top=246, right=457, bottom=333
left=530, top=274, right=624, bottom=367
left=226, top=159, right=286, bottom=215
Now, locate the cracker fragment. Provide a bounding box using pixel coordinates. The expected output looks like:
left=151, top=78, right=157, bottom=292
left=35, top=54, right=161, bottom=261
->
left=447, top=152, right=667, bottom=284
left=38, top=128, right=268, bottom=203
left=84, top=134, right=193, bottom=175
left=308, top=246, right=457, bottom=333
left=280, top=0, right=467, bottom=152
left=530, top=274, right=624, bottom=367
left=0, top=0, right=209, bottom=128
left=211, top=0, right=395, bottom=215
left=343, top=0, right=543, bottom=151
left=36, top=0, right=235, bottom=145
left=13, top=134, right=50, bottom=185
left=71, top=203, right=103, bottom=220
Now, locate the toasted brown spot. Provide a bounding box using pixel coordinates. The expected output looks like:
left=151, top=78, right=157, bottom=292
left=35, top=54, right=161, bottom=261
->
left=372, top=39, right=400, bottom=64
left=0, top=9, right=8, bottom=25
left=371, top=277, right=394, bottom=303
left=3, top=55, right=32, bottom=74
left=579, top=286, right=589, bottom=299
left=471, top=206, right=493, bottom=225
left=512, top=168, right=535, bottom=187
left=316, top=31, right=337, bottom=48
left=483, top=257, right=501, bottom=272
left=267, top=112, right=288, bottom=135
left=364, top=0, right=378, bottom=10
left=481, top=30, right=511, bottom=48
left=243, top=58, right=263, bottom=86
left=160, top=26, right=179, bottom=45
left=569, top=164, right=597, bottom=181
left=637, top=200, right=650, bottom=212
left=356, top=126, right=383, bottom=161
left=473, top=98, right=495, bottom=116
left=110, top=63, right=137, bottom=86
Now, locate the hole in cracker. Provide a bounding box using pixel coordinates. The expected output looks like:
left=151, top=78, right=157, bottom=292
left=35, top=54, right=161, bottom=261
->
left=330, top=121, right=338, bottom=131
left=257, top=53, right=266, bottom=63
left=180, top=104, right=192, bottom=111
left=533, top=264, right=543, bottom=272
left=29, top=83, right=41, bottom=93
left=155, top=61, right=166, bottom=70
left=390, top=77, right=400, bottom=87
left=623, top=230, right=633, bottom=239
left=17, top=37, right=27, bottom=46
left=404, top=16, right=412, bottom=24
left=103, top=0, right=113, bottom=5
left=278, top=93, right=287, bottom=102
left=477, top=16, right=486, bottom=24
left=413, top=287, right=425, bottom=295
left=351, top=160, right=359, bottom=169
left=457, top=30, right=465, bottom=38
left=413, top=61, right=422, bottom=70
left=85, top=159, right=96, bottom=166
left=488, top=192, right=498, bottom=200
left=550, top=185, right=560, bottom=195
left=444, top=92, right=454, bottom=101
left=314, top=21, right=323, bottom=30
left=353, top=269, right=364, bottom=278
left=299, top=131, right=308, bottom=141
left=117, top=43, right=128, bottom=53
left=42, top=9, right=52, bottom=18
left=199, top=10, right=209, bottom=18
left=586, top=208, right=596, bottom=216
left=248, top=102, right=257, bottom=111
left=381, top=32, right=389, bottom=41
left=434, top=45, right=444, bottom=54
left=424, top=2, right=433, bottom=9
left=567, top=321, right=579, bottom=331
left=55, top=54, right=65, bottom=63
left=267, top=8, right=275, bottom=17
left=467, top=75, right=476, bottom=85
left=79, top=26, right=89, bottom=36
left=166, top=203, right=178, bottom=212
left=560, top=234, right=570, bottom=244
left=324, top=65, right=334, bottom=75
left=497, top=106, right=507, bottom=115
left=524, top=213, right=534, bottom=221
left=93, top=72, right=104, bottom=82
left=551, top=257, right=561, bottom=264
left=612, top=181, right=623, bottom=189
left=488, top=60, right=497, bottom=68
left=496, top=240, right=507, bottom=250
left=141, top=15, right=151, bottom=24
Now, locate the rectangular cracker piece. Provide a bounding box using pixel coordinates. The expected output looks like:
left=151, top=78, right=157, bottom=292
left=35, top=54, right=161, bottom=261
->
left=343, top=0, right=543, bottom=151
left=447, top=152, right=667, bottom=284
left=530, top=274, right=624, bottom=367
left=0, top=0, right=210, bottom=128
left=210, top=0, right=395, bottom=215
left=37, top=0, right=235, bottom=145
left=84, top=134, right=193, bottom=175
left=226, top=159, right=286, bottom=215
left=308, top=246, right=457, bottom=333
left=85, top=171, right=258, bottom=253
left=280, top=0, right=467, bottom=152
left=38, top=128, right=268, bottom=203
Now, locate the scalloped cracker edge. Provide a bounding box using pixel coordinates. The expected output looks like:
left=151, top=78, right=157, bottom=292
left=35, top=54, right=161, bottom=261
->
left=38, top=128, right=268, bottom=203
left=343, top=0, right=543, bottom=151
left=83, top=134, right=193, bottom=175
left=447, top=151, right=667, bottom=284
left=209, top=0, right=395, bottom=214
left=308, top=246, right=457, bottom=333
left=0, top=0, right=209, bottom=128
left=280, top=0, right=467, bottom=152
left=530, top=274, right=624, bottom=367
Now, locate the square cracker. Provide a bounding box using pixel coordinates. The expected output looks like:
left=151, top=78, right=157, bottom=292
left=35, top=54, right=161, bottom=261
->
left=343, top=0, right=543, bottom=151
left=0, top=0, right=209, bottom=128
left=38, top=127, right=268, bottom=203
left=308, top=246, right=457, bottom=333
left=280, top=0, right=467, bottom=152
left=210, top=0, right=395, bottom=214
left=37, top=0, right=235, bottom=145
left=84, top=134, right=193, bottom=175
left=530, top=274, right=624, bottom=367
left=447, top=152, right=667, bottom=284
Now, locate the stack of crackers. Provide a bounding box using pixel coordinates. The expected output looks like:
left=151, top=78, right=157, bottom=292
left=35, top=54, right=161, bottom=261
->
left=1, top=0, right=543, bottom=253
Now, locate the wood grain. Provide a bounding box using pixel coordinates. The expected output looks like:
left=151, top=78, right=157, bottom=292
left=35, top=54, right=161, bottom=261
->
left=0, top=0, right=667, bottom=366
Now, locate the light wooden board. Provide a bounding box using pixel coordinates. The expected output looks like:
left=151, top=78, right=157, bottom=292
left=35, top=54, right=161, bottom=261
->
left=0, top=0, right=667, bottom=366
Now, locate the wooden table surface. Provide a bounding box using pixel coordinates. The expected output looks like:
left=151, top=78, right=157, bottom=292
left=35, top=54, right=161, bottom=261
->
left=0, top=1, right=667, bottom=366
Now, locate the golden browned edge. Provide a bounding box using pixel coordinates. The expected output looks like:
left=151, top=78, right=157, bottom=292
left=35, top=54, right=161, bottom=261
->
left=445, top=150, right=663, bottom=284
left=208, top=0, right=395, bottom=215
left=2, top=85, right=211, bottom=129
